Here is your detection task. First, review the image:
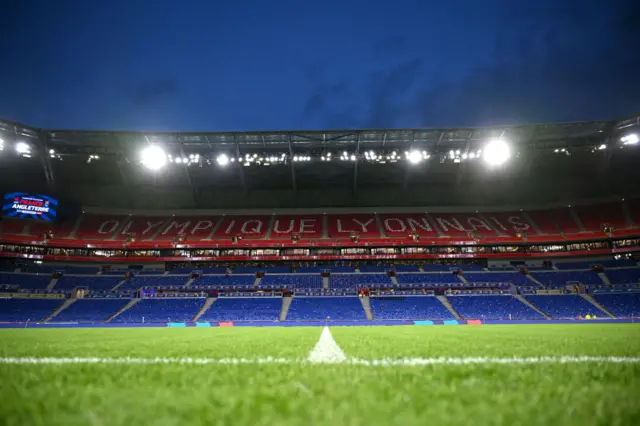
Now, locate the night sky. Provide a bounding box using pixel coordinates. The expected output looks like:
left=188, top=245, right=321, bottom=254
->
left=1, top=0, right=639, bottom=132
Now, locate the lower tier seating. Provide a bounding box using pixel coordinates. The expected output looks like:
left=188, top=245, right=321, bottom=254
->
left=199, top=298, right=282, bottom=321
left=448, top=296, right=543, bottom=320
left=370, top=296, right=454, bottom=320
left=286, top=297, right=366, bottom=320
left=53, top=299, right=130, bottom=322
left=112, top=298, right=206, bottom=323
left=525, top=295, right=604, bottom=319
left=592, top=294, right=640, bottom=318
left=0, top=298, right=64, bottom=322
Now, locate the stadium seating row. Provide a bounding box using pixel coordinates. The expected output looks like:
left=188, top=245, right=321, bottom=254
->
left=2, top=201, right=639, bottom=242
left=2, top=267, right=638, bottom=291
left=1, top=294, right=638, bottom=323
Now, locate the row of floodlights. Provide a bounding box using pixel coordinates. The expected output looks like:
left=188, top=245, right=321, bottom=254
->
left=139, top=140, right=511, bottom=170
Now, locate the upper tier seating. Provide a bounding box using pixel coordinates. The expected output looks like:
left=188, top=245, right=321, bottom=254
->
left=286, top=297, right=366, bottom=320
left=193, top=275, right=256, bottom=286
left=592, top=294, right=640, bottom=318
left=53, top=299, right=130, bottom=322
left=370, top=296, right=455, bottom=320
left=0, top=298, right=64, bottom=322
left=605, top=269, right=640, bottom=284
left=233, top=266, right=290, bottom=274
left=531, top=271, right=603, bottom=286
left=0, top=273, right=52, bottom=289
left=54, top=276, right=121, bottom=291
left=296, top=266, right=354, bottom=273
left=395, top=273, right=462, bottom=284
left=555, top=259, right=637, bottom=269
left=169, top=267, right=227, bottom=275
left=448, top=296, right=543, bottom=320
left=525, top=295, right=604, bottom=318
left=119, top=276, right=189, bottom=290
left=330, top=274, right=392, bottom=288
left=199, top=298, right=282, bottom=321
left=259, top=274, right=322, bottom=288
left=112, top=298, right=206, bottom=323
left=463, top=272, right=531, bottom=286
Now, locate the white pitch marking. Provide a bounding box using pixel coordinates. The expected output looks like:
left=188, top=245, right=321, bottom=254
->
left=306, top=326, right=348, bottom=363
left=0, top=356, right=638, bottom=366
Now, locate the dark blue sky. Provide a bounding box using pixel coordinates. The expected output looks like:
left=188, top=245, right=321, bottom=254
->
left=1, top=0, right=639, bottom=131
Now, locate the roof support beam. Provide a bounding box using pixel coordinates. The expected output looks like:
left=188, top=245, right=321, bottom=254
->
left=288, top=135, right=297, bottom=192
left=112, top=134, right=136, bottom=209
left=234, top=138, right=248, bottom=194
left=352, top=134, right=360, bottom=200
left=37, top=130, right=56, bottom=191
left=176, top=135, right=199, bottom=207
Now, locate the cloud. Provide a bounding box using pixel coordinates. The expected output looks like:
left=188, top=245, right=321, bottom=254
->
left=302, top=58, right=424, bottom=129
left=126, top=77, right=179, bottom=106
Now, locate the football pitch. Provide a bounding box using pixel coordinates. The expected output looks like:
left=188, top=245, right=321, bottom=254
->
left=1, top=325, right=639, bottom=426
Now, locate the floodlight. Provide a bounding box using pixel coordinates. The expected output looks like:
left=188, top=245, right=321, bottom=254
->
left=622, top=133, right=639, bottom=145
left=216, top=154, right=230, bottom=166
left=140, top=145, right=167, bottom=170
left=407, top=150, right=422, bottom=164
left=0, top=139, right=3, bottom=151
left=15, top=142, right=31, bottom=155
left=350, top=155, right=356, bottom=161
left=597, top=144, right=607, bottom=150
left=482, top=139, right=510, bottom=166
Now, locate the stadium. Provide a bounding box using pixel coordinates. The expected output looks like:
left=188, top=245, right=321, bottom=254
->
left=1, top=115, right=640, bottom=425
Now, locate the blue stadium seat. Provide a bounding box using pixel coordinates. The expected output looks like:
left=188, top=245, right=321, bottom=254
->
left=53, top=299, right=130, bottom=322
left=531, top=271, right=603, bottom=286
left=448, top=296, right=543, bottom=320
left=286, top=297, right=366, bottom=320
left=112, top=298, right=206, bottom=323
left=193, top=275, right=256, bottom=286
left=54, top=276, right=121, bottom=291
left=260, top=274, right=322, bottom=288
left=605, top=268, right=640, bottom=284
left=199, top=298, right=282, bottom=321
left=464, top=272, right=531, bottom=286
left=119, top=275, right=190, bottom=290
left=0, top=298, right=64, bottom=322
left=396, top=273, right=462, bottom=285
left=0, top=273, right=52, bottom=289
left=330, top=274, right=391, bottom=288
left=370, top=296, right=454, bottom=320
left=526, top=295, right=604, bottom=318
left=592, top=294, right=640, bottom=318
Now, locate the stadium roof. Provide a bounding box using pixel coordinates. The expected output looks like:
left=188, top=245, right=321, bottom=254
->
left=1, top=114, right=639, bottom=211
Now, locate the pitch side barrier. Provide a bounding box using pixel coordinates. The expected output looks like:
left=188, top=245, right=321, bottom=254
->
left=1, top=319, right=637, bottom=328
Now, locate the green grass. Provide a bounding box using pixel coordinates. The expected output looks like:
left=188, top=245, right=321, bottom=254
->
left=1, top=325, right=640, bottom=426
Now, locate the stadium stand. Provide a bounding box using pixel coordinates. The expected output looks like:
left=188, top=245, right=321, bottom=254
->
left=0, top=273, right=52, bottom=290
left=193, top=275, right=256, bottom=286
left=605, top=268, right=640, bottom=284
left=112, top=298, right=206, bottom=323
left=395, top=273, right=462, bottom=285
left=330, top=274, right=392, bottom=288
left=118, top=275, right=190, bottom=290
left=198, top=298, right=282, bottom=321
left=530, top=271, right=603, bottom=286
left=53, top=299, right=131, bottom=322
left=260, top=274, right=322, bottom=288
left=54, top=276, right=121, bottom=291
left=592, top=294, right=640, bottom=318
left=0, top=298, right=64, bottom=322
left=463, top=272, right=531, bottom=286
left=525, top=295, right=604, bottom=319
left=370, top=296, right=455, bottom=320
left=555, top=260, right=637, bottom=269
left=286, top=297, right=366, bottom=320
left=447, top=296, right=543, bottom=320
